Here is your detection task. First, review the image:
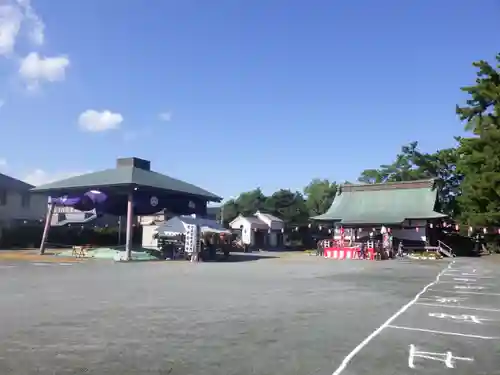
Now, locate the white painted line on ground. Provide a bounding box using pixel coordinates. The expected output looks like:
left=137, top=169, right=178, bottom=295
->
left=416, top=302, right=500, bottom=312
left=429, top=289, right=500, bottom=296
left=437, top=281, right=493, bottom=285
left=58, top=263, right=74, bottom=266
left=388, top=325, right=499, bottom=340
left=408, top=344, right=474, bottom=369
left=443, top=274, right=494, bottom=279
left=32, top=263, right=51, bottom=266
left=330, top=260, right=455, bottom=375
left=0, top=265, right=16, bottom=269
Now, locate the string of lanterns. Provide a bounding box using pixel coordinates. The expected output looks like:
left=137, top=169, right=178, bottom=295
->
left=285, top=221, right=500, bottom=235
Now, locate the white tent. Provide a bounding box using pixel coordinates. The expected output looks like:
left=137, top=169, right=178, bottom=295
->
left=154, top=216, right=231, bottom=237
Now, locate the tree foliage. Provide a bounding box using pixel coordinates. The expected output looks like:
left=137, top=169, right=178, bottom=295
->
left=456, top=54, right=500, bottom=227
left=357, top=141, right=462, bottom=216
left=303, top=179, right=338, bottom=217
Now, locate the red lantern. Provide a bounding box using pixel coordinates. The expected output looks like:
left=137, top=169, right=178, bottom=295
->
left=455, top=224, right=459, bottom=231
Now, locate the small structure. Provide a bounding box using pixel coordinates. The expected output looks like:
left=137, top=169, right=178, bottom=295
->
left=229, top=211, right=285, bottom=248
left=142, top=215, right=231, bottom=250
left=311, top=179, right=447, bottom=243
left=30, top=157, right=222, bottom=260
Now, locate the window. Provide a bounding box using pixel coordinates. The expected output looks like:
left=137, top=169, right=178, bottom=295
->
left=0, top=189, right=6, bottom=206
left=21, top=193, right=30, bottom=208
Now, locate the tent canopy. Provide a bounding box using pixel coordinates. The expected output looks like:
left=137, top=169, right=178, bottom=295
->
left=155, top=216, right=231, bottom=237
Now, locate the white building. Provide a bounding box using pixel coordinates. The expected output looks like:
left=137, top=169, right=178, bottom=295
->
left=229, top=211, right=286, bottom=248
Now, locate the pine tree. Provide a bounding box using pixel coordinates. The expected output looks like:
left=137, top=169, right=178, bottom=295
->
left=456, top=53, right=500, bottom=228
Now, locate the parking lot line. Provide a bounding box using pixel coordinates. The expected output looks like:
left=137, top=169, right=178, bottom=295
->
left=330, top=260, right=454, bottom=375
left=443, top=273, right=494, bottom=279
left=437, top=280, right=495, bottom=286
left=415, top=302, right=500, bottom=312
left=387, top=325, right=499, bottom=340
left=429, top=289, right=500, bottom=296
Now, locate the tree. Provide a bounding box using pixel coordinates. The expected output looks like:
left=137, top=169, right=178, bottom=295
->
left=358, top=142, right=430, bottom=183
left=235, top=188, right=267, bottom=216
left=264, top=189, right=309, bottom=225
left=358, top=141, right=462, bottom=216
left=456, top=54, right=500, bottom=133
left=456, top=53, right=500, bottom=228
left=303, top=179, right=338, bottom=216
left=221, top=199, right=239, bottom=224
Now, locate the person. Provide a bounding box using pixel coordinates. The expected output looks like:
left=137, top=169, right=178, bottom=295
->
left=397, top=241, right=404, bottom=258
left=359, top=241, right=366, bottom=259
left=316, top=239, right=323, bottom=257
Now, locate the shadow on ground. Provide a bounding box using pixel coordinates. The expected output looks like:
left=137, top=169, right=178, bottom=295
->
left=221, top=253, right=279, bottom=262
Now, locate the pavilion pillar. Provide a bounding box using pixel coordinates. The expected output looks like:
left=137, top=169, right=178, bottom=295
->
left=39, top=200, right=56, bottom=255
left=124, top=190, right=134, bottom=261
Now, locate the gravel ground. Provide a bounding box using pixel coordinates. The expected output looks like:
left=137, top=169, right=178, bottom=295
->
left=0, top=253, right=498, bottom=375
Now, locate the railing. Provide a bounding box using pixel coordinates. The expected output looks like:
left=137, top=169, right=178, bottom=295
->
left=437, top=240, right=455, bottom=257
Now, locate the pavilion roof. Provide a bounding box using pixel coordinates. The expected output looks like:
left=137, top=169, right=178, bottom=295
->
left=30, top=157, right=221, bottom=202
left=311, top=179, right=446, bottom=225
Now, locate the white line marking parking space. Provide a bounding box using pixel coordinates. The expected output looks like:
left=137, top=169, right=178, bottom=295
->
left=429, top=289, right=500, bottom=296
left=330, top=260, right=455, bottom=375
left=415, top=302, right=500, bottom=313
left=388, top=325, right=499, bottom=340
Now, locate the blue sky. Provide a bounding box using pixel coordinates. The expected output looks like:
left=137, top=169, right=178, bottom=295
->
left=0, top=0, right=499, bottom=200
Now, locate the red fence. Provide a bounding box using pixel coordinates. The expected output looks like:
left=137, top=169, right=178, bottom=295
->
left=324, top=246, right=375, bottom=260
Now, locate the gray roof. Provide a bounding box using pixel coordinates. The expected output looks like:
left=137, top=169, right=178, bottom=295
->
left=311, top=179, right=446, bottom=224
left=0, top=173, right=34, bottom=191
left=30, top=157, right=222, bottom=202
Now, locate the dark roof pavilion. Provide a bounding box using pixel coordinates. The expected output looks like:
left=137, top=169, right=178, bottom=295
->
left=31, top=157, right=221, bottom=201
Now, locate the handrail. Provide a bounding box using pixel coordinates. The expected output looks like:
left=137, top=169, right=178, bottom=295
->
left=437, top=240, right=455, bottom=257
left=438, top=240, right=453, bottom=251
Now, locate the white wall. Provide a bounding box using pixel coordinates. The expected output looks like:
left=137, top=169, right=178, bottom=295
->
left=142, top=225, right=159, bottom=249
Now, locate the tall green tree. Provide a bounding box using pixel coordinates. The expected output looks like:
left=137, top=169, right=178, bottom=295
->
left=456, top=53, right=500, bottom=228
left=221, top=199, right=239, bottom=224
left=265, top=189, right=309, bottom=225
left=235, top=188, right=267, bottom=216
left=358, top=141, right=462, bottom=216
left=303, top=179, right=338, bottom=216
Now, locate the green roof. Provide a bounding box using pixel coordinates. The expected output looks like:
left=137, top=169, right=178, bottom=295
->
left=311, top=179, right=446, bottom=225
left=30, top=157, right=222, bottom=202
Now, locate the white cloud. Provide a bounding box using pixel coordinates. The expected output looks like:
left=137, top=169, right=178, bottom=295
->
left=19, top=52, right=70, bottom=89
left=21, top=169, right=87, bottom=187
left=158, top=111, right=172, bottom=122
left=0, top=158, right=7, bottom=169
left=0, top=0, right=45, bottom=56
left=78, top=109, right=124, bottom=132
